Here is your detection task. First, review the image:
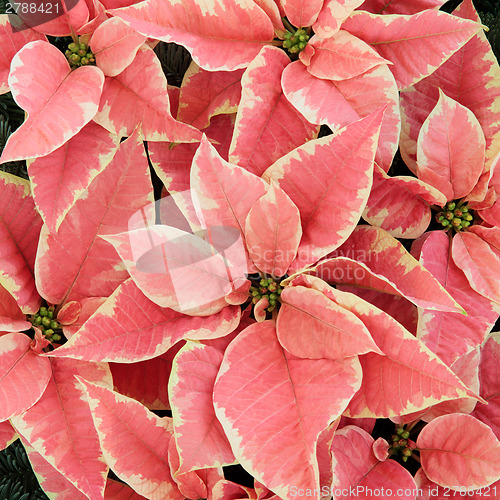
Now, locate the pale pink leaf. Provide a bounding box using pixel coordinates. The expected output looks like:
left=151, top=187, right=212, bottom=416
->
left=282, top=62, right=399, bottom=171
left=417, top=231, right=500, bottom=365
left=358, top=0, right=445, bottom=15
left=213, top=321, right=362, bottom=499
left=177, top=62, right=243, bottom=129
left=90, top=16, right=147, bottom=77
left=399, top=0, right=500, bottom=172
left=277, top=285, right=382, bottom=359
left=312, top=0, right=364, bottom=39
left=0, top=284, right=30, bottom=333
left=21, top=440, right=89, bottom=499
left=264, top=109, right=384, bottom=269
left=0, top=172, right=42, bottom=314
left=245, top=181, right=302, bottom=277
left=10, top=359, right=112, bottom=499
left=363, top=165, right=446, bottom=239
left=472, top=332, right=500, bottom=439
left=452, top=231, right=500, bottom=304
left=47, top=278, right=240, bottom=362
left=315, top=225, right=465, bottom=313
left=102, top=225, right=246, bottom=316
left=0, top=333, right=51, bottom=422
left=28, top=121, right=120, bottom=232
left=292, top=275, right=478, bottom=417
left=109, top=0, right=275, bottom=71
left=169, top=342, right=235, bottom=473
left=0, top=41, right=103, bottom=163
left=93, top=46, right=202, bottom=142
left=0, top=15, right=46, bottom=94
left=300, top=31, right=390, bottom=81
left=417, top=414, right=500, bottom=489
left=0, top=421, right=17, bottom=451
left=229, top=46, right=318, bottom=177
left=343, top=10, right=481, bottom=89
left=330, top=426, right=417, bottom=499
left=77, top=377, right=183, bottom=499
left=416, top=90, right=485, bottom=199
left=415, top=469, right=500, bottom=500
left=280, top=0, right=323, bottom=27
left=34, top=130, right=154, bottom=306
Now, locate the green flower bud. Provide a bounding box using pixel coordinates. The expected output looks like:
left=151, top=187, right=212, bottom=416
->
left=50, top=320, right=58, bottom=330
left=446, top=211, right=454, bottom=220
left=448, top=202, right=456, bottom=211
left=466, top=214, right=473, bottom=221
left=40, top=307, right=48, bottom=317
left=70, top=54, right=81, bottom=64
left=45, top=329, right=54, bottom=336
left=402, top=456, right=409, bottom=462
left=462, top=221, right=471, bottom=228
left=52, top=334, right=61, bottom=341
left=401, top=430, right=410, bottom=439
left=441, top=220, right=450, bottom=227
left=452, top=218, right=461, bottom=227
left=403, top=448, right=412, bottom=457
left=81, top=57, right=89, bottom=65
left=47, top=310, right=54, bottom=319
left=68, top=42, right=78, bottom=52
left=396, top=428, right=404, bottom=436
left=34, top=316, right=42, bottom=325
left=79, top=43, right=87, bottom=50
left=42, top=317, right=51, bottom=327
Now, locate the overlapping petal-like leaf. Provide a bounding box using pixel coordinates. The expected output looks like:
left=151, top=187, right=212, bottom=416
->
left=314, top=225, right=465, bottom=313
left=47, top=278, right=240, bottom=362
left=177, top=62, right=243, bottom=129
left=10, top=359, right=112, bottom=499
left=169, top=341, right=235, bottom=474
left=343, top=9, right=481, bottom=89
left=416, top=90, right=485, bottom=200
left=300, top=31, right=390, bottom=81
left=282, top=63, right=399, bottom=171
left=472, top=332, right=500, bottom=439
left=35, top=131, right=154, bottom=306
left=0, top=41, right=104, bottom=163
left=27, top=121, right=120, bottom=232
left=277, top=284, right=382, bottom=360
left=358, top=0, right=445, bottom=15
left=0, top=172, right=42, bottom=314
left=213, top=321, right=362, bottom=499
left=0, top=15, right=46, bottom=94
left=90, top=16, right=147, bottom=77
left=363, top=165, right=446, bottom=239
left=21, top=440, right=89, bottom=499
left=416, top=231, right=500, bottom=365
left=0, top=333, right=51, bottom=422
left=330, top=426, right=417, bottom=499
left=452, top=231, right=500, bottom=305
left=245, top=181, right=301, bottom=277
left=399, top=0, right=500, bottom=171
left=417, top=414, right=500, bottom=489
left=109, top=0, right=275, bottom=71
left=93, top=46, right=202, bottom=142
left=78, top=378, right=183, bottom=499
left=264, top=109, right=384, bottom=269
left=229, top=46, right=318, bottom=177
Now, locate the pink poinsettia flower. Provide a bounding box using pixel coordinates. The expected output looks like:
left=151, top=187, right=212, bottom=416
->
left=46, top=115, right=480, bottom=497
left=110, top=0, right=481, bottom=171
left=365, top=91, right=500, bottom=307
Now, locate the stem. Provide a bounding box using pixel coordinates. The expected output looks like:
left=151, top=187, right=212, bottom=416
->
left=264, top=40, right=284, bottom=47
left=411, top=452, right=421, bottom=464
left=281, top=17, right=295, bottom=33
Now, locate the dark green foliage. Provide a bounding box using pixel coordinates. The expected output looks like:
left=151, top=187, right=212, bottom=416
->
left=154, top=42, right=192, bottom=87
left=0, top=440, right=48, bottom=500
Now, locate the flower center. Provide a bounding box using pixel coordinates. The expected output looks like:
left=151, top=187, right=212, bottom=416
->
left=249, top=276, right=283, bottom=313
left=283, top=28, right=310, bottom=54
left=65, top=41, right=95, bottom=68
left=389, top=426, right=414, bottom=463
left=436, top=201, right=473, bottom=232
left=29, top=306, right=61, bottom=342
